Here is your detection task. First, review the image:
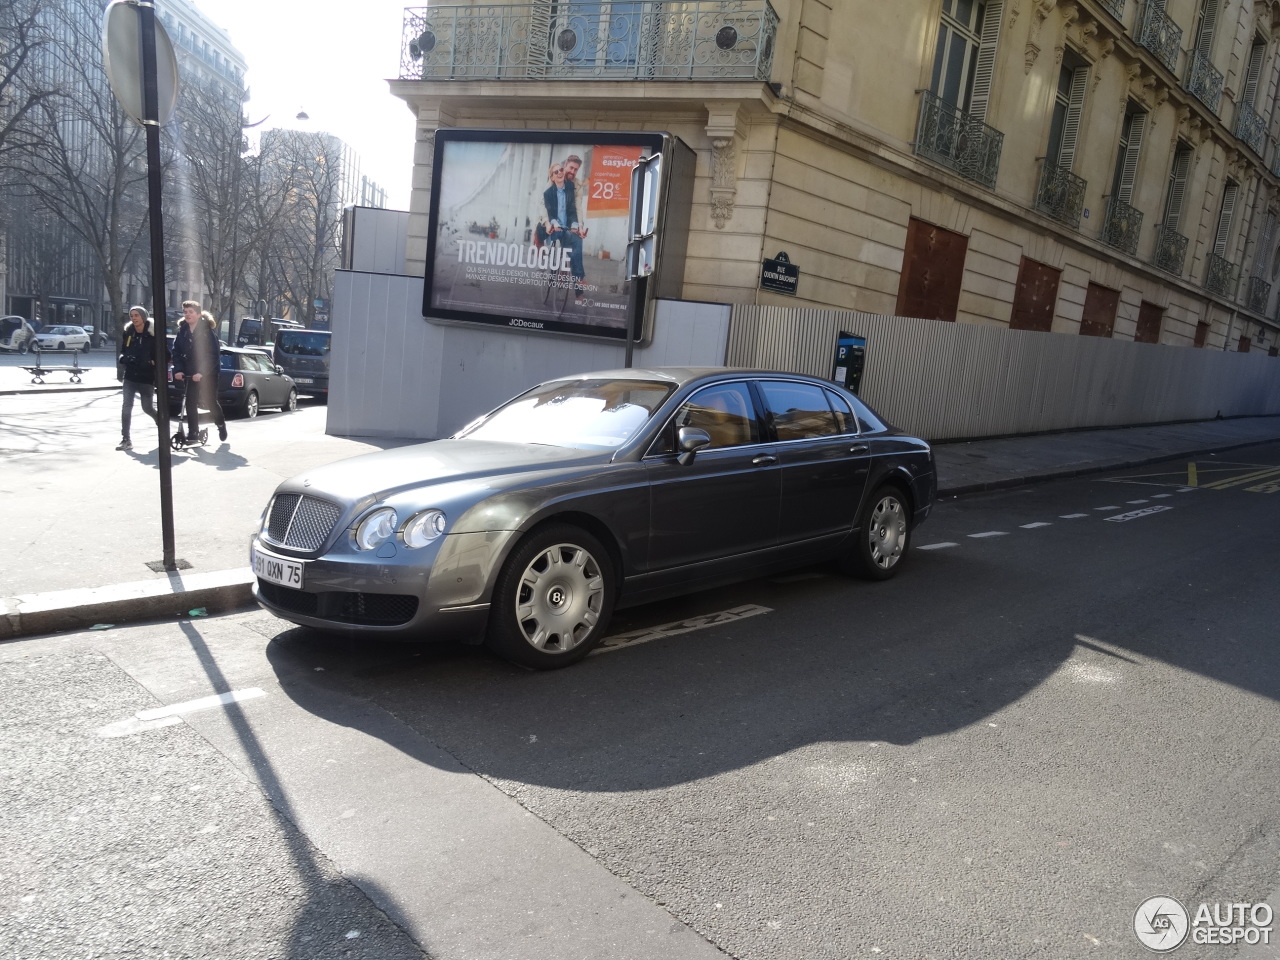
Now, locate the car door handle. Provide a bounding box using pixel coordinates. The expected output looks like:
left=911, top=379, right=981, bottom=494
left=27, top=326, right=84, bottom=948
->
left=752, top=454, right=778, bottom=466
left=849, top=444, right=869, bottom=455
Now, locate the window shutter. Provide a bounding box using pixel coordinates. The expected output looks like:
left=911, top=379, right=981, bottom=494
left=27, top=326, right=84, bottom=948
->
left=1241, top=40, right=1266, bottom=107
left=967, top=0, right=1003, bottom=121
left=1116, top=111, right=1146, bottom=205
left=1058, top=66, right=1089, bottom=171
left=1254, top=211, right=1276, bottom=270
left=1214, top=181, right=1238, bottom=257
left=1195, top=0, right=1219, bottom=55
left=1164, top=146, right=1191, bottom=230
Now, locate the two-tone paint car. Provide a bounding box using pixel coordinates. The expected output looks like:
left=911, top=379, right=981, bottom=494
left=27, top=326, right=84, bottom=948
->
left=250, top=368, right=936, bottom=669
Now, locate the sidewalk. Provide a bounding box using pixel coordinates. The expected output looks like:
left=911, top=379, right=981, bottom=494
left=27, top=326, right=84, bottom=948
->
left=4, top=386, right=1280, bottom=639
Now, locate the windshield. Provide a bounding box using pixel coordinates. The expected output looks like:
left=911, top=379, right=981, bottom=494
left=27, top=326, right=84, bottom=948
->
left=276, top=331, right=330, bottom=356
left=457, top=379, right=673, bottom=450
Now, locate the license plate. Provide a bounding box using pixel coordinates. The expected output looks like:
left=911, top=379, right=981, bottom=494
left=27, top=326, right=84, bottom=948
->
left=294, top=377, right=314, bottom=384
left=252, top=546, right=304, bottom=588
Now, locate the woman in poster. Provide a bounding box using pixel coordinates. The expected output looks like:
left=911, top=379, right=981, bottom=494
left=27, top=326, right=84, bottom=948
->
left=541, top=162, right=586, bottom=299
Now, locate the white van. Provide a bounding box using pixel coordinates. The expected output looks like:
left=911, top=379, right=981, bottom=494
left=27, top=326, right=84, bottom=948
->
left=0, top=316, right=35, bottom=353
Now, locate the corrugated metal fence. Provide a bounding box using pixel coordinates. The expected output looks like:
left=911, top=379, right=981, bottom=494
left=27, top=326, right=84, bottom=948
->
left=727, top=305, right=1280, bottom=440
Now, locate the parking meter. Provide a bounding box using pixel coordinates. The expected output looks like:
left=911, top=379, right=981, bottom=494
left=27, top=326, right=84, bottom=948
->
left=833, top=331, right=867, bottom=395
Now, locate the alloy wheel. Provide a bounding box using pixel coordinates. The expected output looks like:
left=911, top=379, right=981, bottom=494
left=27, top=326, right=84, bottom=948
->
left=867, top=494, right=907, bottom=570
left=514, top=542, right=605, bottom=652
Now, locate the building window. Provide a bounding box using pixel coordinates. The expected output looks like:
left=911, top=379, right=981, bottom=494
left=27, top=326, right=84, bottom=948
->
left=896, top=218, right=969, bottom=322
left=1046, top=51, right=1089, bottom=171
left=1109, top=102, right=1147, bottom=206
left=1192, top=0, right=1219, bottom=61
left=1009, top=257, right=1062, bottom=332
left=1079, top=282, right=1119, bottom=338
left=1135, top=301, right=1163, bottom=343
left=1213, top=180, right=1239, bottom=258
left=1161, top=141, right=1193, bottom=232
left=1194, top=320, right=1210, bottom=347
left=1240, top=34, right=1267, bottom=108
left=931, top=0, right=1003, bottom=118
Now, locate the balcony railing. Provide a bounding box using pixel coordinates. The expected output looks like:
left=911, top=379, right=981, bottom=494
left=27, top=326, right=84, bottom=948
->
left=1246, top=275, right=1271, bottom=313
left=1136, top=1, right=1182, bottom=73
left=1235, top=102, right=1267, bottom=157
left=1272, top=144, right=1280, bottom=178
left=399, top=1, right=779, bottom=82
left=1184, top=50, right=1223, bottom=113
left=1204, top=252, right=1236, bottom=297
left=913, top=90, right=1004, bottom=189
left=1151, top=224, right=1188, bottom=275
left=1036, top=161, right=1086, bottom=228
left=1098, top=0, right=1126, bottom=19
left=1101, top=198, right=1143, bottom=255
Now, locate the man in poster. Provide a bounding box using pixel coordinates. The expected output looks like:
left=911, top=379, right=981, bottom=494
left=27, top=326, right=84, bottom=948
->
left=542, top=162, right=586, bottom=300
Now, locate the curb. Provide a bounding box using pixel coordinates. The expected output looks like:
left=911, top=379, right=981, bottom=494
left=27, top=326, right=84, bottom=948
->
left=0, top=568, right=255, bottom=641
left=0, top=384, right=119, bottom=397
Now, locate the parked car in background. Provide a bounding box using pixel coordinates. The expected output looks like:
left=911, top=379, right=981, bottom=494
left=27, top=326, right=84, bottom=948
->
left=236, top=317, right=302, bottom=347
left=168, top=346, right=298, bottom=419
left=32, top=325, right=91, bottom=352
left=273, top=329, right=330, bottom=399
left=0, top=316, right=36, bottom=353
left=79, top=325, right=108, bottom=348
left=250, top=368, right=936, bottom=669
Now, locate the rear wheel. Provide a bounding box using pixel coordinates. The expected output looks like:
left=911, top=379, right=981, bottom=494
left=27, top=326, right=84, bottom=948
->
left=57, top=341, right=65, bottom=350
left=17, top=341, right=28, bottom=355
left=486, top=524, right=615, bottom=669
left=80, top=341, right=90, bottom=352
left=243, top=390, right=259, bottom=418
left=843, top=484, right=911, bottom=581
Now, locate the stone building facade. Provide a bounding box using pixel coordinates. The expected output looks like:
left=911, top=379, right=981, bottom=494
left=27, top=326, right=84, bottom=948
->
left=391, top=0, right=1280, bottom=355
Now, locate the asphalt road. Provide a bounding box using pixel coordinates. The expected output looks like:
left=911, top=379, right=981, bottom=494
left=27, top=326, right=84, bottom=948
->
left=3, top=445, right=1279, bottom=959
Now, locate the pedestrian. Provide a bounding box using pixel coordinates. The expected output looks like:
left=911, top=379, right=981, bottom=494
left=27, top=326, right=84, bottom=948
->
left=116, top=305, right=159, bottom=451
left=171, top=300, right=227, bottom=445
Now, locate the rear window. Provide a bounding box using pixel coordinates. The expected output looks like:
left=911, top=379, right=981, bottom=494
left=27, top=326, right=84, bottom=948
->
left=276, top=331, right=330, bottom=356
left=219, top=353, right=238, bottom=370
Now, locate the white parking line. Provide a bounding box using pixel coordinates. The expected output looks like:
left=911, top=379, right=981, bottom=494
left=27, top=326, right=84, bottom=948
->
left=593, top=605, right=772, bottom=655
left=1094, top=505, right=1121, bottom=511
left=1152, top=493, right=1173, bottom=498
left=1060, top=513, right=1089, bottom=519
left=1105, top=505, right=1173, bottom=523
left=135, top=688, right=267, bottom=722
left=1126, top=499, right=1149, bottom=504
left=1020, top=522, right=1052, bottom=529
left=968, top=531, right=1008, bottom=538
left=918, top=542, right=959, bottom=551
left=1176, top=487, right=1195, bottom=493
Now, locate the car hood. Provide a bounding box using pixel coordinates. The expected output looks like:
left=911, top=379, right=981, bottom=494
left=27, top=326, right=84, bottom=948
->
left=280, top=438, right=613, bottom=504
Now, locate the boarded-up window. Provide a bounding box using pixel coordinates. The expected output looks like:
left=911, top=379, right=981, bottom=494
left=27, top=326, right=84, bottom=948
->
left=896, top=218, right=969, bottom=322
left=1238, top=335, right=1252, bottom=352
left=1269, top=346, right=1278, bottom=356
left=1079, top=283, right=1120, bottom=338
left=1194, top=320, right=1210, bottom=347
left=1009, top=258, right=1061, bottom=332
left=1135, top=301, right=1163, bottom=343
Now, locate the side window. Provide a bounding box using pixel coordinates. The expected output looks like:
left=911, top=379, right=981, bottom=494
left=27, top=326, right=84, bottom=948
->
left=824, top=389, right=859, bottom=434
left=651, top=382, right=760, bottom=453
left=759, top=381, right=840, bottom=441
left=254, top=354, right=276, bottom=373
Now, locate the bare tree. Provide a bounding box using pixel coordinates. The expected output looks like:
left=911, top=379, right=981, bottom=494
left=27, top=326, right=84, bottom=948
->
left=0, top=0, right=58, bottom=171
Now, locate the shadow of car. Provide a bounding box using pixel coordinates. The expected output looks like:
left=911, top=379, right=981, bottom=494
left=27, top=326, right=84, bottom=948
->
left=168, top=345, right=298, bottom=419
left=250, top=368, right=937, bottom=670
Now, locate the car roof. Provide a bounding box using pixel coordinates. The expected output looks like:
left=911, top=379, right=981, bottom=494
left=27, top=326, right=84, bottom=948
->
left=547, top=367, right=829, bottom=389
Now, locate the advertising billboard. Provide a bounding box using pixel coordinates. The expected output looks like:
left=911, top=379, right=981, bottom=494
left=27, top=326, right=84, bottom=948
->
left=423, top=130, right=667, bottom=341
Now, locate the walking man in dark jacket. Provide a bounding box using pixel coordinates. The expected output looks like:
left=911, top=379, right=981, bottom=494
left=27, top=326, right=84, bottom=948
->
left=116, top=306, right=160, bottom=451
left=171, top=299, right=227, bottom=444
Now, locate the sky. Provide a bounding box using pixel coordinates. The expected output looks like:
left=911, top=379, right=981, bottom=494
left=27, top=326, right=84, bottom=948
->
left=192, top=0, right=417, bottom=209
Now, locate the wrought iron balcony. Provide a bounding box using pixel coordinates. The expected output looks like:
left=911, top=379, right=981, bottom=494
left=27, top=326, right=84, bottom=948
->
left=1246, top=275, right=1271, bottom=313
left=1098, top=0, right=1126, bottom=19
left=399, top=1, right=779, bottom=82
left=1136, top=1, right=1181, bottom=73
left=1204, top=252, right=1235, bottom=297
left=1100, top=198, right=1143, bottom=255
left=1151, top=224, right=1188, bottom=275
left=1235, top=102, right=1267, bottom=157
left=1184, top=50, right=1222, bottom=113
left=1272, top=144, right=1280, bottom=178
left=1035, top=161, right=1086, bottom=228
left=913, top=90, right=1004, bottom=189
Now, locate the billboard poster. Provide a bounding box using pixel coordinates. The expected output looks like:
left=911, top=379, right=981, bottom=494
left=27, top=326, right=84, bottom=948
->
left=423, top=130, right=664, bottom=340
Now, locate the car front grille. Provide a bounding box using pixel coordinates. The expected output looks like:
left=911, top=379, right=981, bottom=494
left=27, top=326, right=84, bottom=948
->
left=257, top=581, right=419, bottom=626
left=265, top=494, right=342, bottom=551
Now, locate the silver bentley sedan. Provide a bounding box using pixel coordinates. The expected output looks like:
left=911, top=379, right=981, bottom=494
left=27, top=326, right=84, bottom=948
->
left=250, top=368, right=936, bottom=668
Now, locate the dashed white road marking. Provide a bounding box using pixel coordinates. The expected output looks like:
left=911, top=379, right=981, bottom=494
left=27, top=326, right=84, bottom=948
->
left=1126, top=499, right=1149, bottom=504
left=593, top=604, right=772, bottom=655
left=1151, top=493, right=1173, bottom=498
left=1060, top=513, right=1089, bottom=519
left=1020, top=522, right=1052, bottom=529
left=1176, top=487, right=1195, bottom=493
left=918, top=542, right=959, bottom=551
left=968, top=531, right=1008, bottom=538
left=1094, top=505, right=1121, bottom=511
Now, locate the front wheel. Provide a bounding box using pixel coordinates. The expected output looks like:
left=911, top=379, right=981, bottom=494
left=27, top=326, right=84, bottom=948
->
left=243, top=390, right=259, bottom=418
left=284, top=388, right=297, bottom=412
left=57, top=341, right=65, bottom=350
left=17, top=341, right=28, bottom=355
left=486, top=524, right=615, bottom=669
left=843, top=484, right=911, bottom=581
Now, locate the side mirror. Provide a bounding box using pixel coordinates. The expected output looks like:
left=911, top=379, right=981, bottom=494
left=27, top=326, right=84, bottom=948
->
left=275, top=365, right=284, bottom=375
left=676, top=426, right=712, bottom=466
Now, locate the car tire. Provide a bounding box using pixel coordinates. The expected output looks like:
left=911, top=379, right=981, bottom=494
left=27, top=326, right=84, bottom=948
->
left=843, top=483, right=911, bottom=581
left=284, top=388, right=297, bottom=412
left=486, top=524, right=615, bottom=669
left=243, top=390, right=259, bottom=418
left=81, top=341, right=90, bottom=352
left=17, top=341, right=28, bottom=355
left=57, top=341, right=65, bottom=350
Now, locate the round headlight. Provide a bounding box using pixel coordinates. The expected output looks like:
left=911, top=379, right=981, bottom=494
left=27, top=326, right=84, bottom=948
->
left=354, top=507, right=398, bottom=551
left=402, top=509, right=447, bottom=549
